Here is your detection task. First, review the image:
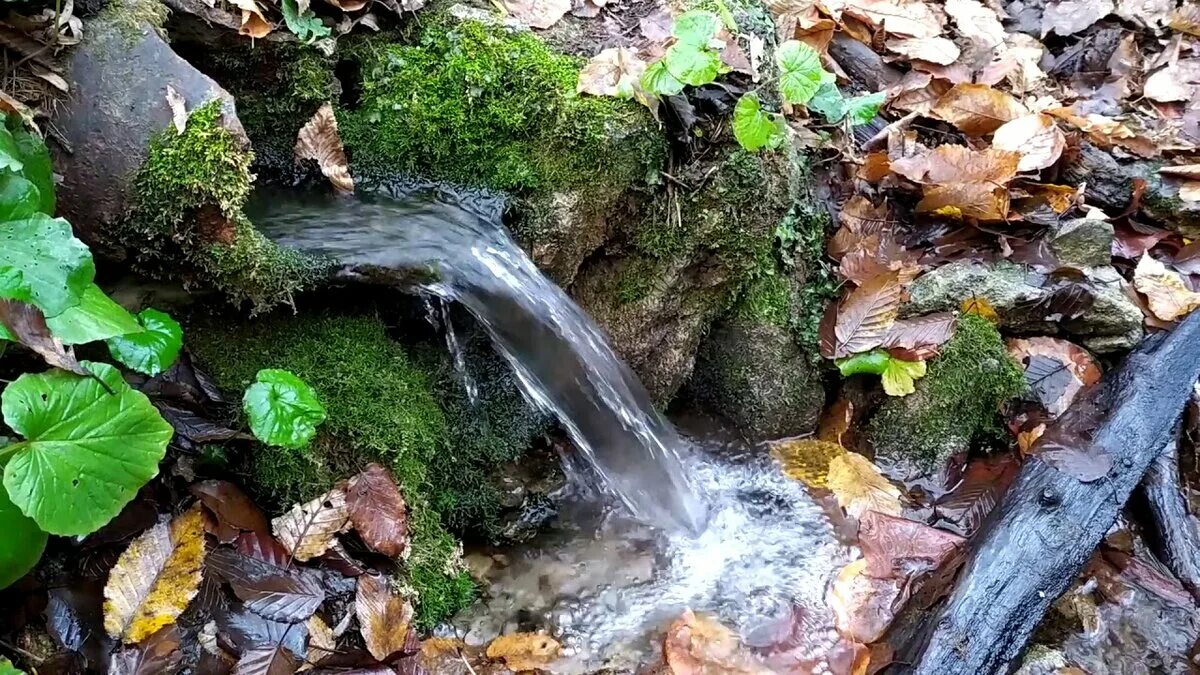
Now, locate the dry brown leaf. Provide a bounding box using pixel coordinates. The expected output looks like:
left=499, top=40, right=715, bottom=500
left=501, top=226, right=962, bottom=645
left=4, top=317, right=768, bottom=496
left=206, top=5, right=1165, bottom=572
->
left=931, top=83, right=1028, bottom=135
left=992, top=114, right=1066, bottom=172
left=0, top=300, right=87, bottom=376
left=304, top=615, right=336, bottom=669
left=322, top=0, right=368, bottom=10
left=578, top=47, right=646, bottom=98
left=842, top=0, right=946, bottom=38
left=999, top=33, right=1048, bottom=94
left=502, top=0, right=571, bottom=28
left=858, top=152, right=891, bottom=182
left=945, top=0, right=1005, bottom=49
left=272, top=487, right=351, bottom=562
left=889, top=75, right=951, bottom=115
left=818, top=398, right=856, bottom=446
left=1041, top=0, right=1114, bottom=36
left=1144, top=66, right=1194, bottom=103
left=833, top=271, right=903, bottom=357
left=486, top=633, right=562, bottom=672
left=1181, top=182, right=1200, bottom=202
left=165, top=86, right=187, bottom=135
left=1160, top=164, right=1200, bottom=180
left=886, top=37, right=961, bottom=65
left=104, top=506, right=207, bottom=643
left=1132, top=254, right=1200, bottom=321
left=917, top=183, right=1010, bottom=220
left=890, top=144, right=1021, bottom=184
left=826, top=452, right=903, bottom=518
left=663, top=611, right=772, bottom=675
left=770, top=438, right=846, bottom=488
left=881, top=312, right=956, bottom=353
left=229, top=0, right=272, bottom=37
left=1115, top=0, right=1173, bottom=29
left=1168, top=4, right=1200, bottom=35
left=355, top=573, right=414, bottom=662
left=295, top=103, right=354, bottom=194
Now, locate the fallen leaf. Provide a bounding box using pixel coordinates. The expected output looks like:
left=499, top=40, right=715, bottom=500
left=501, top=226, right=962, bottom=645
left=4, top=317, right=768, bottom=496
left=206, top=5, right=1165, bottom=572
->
left=229, top=0, right=272, bottom=37
left=213, top=602, right=307, bottom=661
left=306, top=615, right=336, bottom=666
left=945, top=0, right=1005, bottom=49
left=1159, top=164, right=1200, bottom=180
left=1132, top=254, right=1200, bottom=321
left=1114, top=0, right=1173, bottom=29
left=833, top=271, right=903, bottom=358
left=103, top=506, right=207, bottom=643
left=770, top=438, right=846, bottom=487
left=1007, top=337, right=1101, bottom=416
left=992, top=114, right=1066, bottom=172
left=826, top=452, right=903, bottom=518
left=1041, top=0, right=1114, bottom=36
left=486, top=633, right=562, bottom=672
left=191, top=480, right=271, bottom=544
left=578, top=47, right=651, bottom=106
left=108, top=626, right=183, bottom=675
left=931, top=83, right=1029, bottom=135
left=827, top=558, right=903, bottom=643
left=880, top=312, right=956, bottom=353
left=858, top=152, right=891, bottom=182
left=1168, top=4, right=1200, bottom=35
left=206, top=546, right=325, bottom=623
left=886, top=37, right=960, bottom=65
left=345, top=463, right=410, bottom=559
left=295, top=103, right=353, bottom=194
left=961, top=295, right=999, bottom=322
left=934, top=452, right=1020, bottom=535
left=1144, top=66, right=1194, bottom=103
left=0, top=299, right=87, bottom=375
left=858, top=510, right=965, bottom=579
left=831, top=196, right=892, bottom=259
left=233, top=643, right=299, bottom=675
left=165, top=86, right=187, bottom=135
left=842, top=0, right=946, bottom=38
left=1036, top=441, right=1114, bottom=482
left=818, top=398, right=856, bottom=446
left=890, top=144, right=1020, bottom=184
left=322, top=0, right=368, bottom=10
left=916, top=182, right=1010, bottom=221
left=881, top=357, right=926, bottom=396
left=356, top=573, right=414, bottom=662
left=501, top=0, right=571, bottom=28
left=663, top=611, right=772, bottom=674
left=1181, top=183, right=1200, bottom=203
left=272, top=487, right=351, bottom=562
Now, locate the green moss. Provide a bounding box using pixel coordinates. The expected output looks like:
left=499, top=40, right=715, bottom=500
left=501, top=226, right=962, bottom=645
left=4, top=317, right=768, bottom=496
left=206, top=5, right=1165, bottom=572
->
left=779, top=202, right=838, bottom=354
left=869, top=314, right=1026, bottom=462
left=187, top=312, right=475, bottom=625
left=732, top=273, right=791, bottom=327
left=338, top=19, right=664, bottom=197
left=96, top=0, right=169, bottom=42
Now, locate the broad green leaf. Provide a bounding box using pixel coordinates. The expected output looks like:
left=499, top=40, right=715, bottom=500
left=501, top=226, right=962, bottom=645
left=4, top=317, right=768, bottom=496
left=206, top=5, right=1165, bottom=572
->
left=641, top=60, right=685, bottom=96
left=45, top=284, right=142, bottom=345
left=673, top=10, right=720, bottom=47
left=106, top=308, right=182, bottom=376
left=1, top=362, right=173, bottom=535
left=0, top=267, right=31, bottom=303
left=244, top=369, right=327, bottom=449
left=0, top=482, right=45, bottom=589
left=7, top=119, right=54, bottom=215
left=777, top=40, right=827, bottom=105
left=663, top=43, right=721, bottom=87
left=281, top=0, right=331, bottom=42
left=732, top=93, right=785, bottom=151
left=0, top=657, right=26, bottom=675
left=0, top=214, right=95, bottom=317
left=0, top=174, right=40, bottom=222
left=836, top=349, right=890, bottom=376
left=844, top=91, right=885, bottom=126
left=0, top=127, right=24, bottom=174
left=881, top=357, right=927, bottom=396
left=805, top=80, right=846, bottom=122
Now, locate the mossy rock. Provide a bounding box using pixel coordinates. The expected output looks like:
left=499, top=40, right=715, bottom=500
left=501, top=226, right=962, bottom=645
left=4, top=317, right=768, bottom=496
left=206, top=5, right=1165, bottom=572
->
left=187, top=311, right=477, bottom=626
left=867, top=314, right=1026, bottom=477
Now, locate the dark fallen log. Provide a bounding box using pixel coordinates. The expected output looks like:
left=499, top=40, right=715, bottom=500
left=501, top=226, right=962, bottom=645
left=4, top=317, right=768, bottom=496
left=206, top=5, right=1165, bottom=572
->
left=1139, top=433, right=1200, bottom=603
left=828, top=35, right=903, bottom=93
left=895, top=310, right=1200, bottom=675
left=1060, top=143, right=1200, bottom=235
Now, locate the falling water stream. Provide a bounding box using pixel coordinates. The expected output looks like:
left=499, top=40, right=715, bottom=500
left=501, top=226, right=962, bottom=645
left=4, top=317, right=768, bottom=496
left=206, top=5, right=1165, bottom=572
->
left=249, top=184, right=848, bottom=671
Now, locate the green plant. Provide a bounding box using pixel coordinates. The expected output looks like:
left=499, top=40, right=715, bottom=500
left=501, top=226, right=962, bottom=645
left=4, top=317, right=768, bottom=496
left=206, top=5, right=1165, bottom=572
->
left=641, top=10, right=726, bottom=96
left=280, top=0, right=331, bottom=43
left=106, top=307, right=183, bottom=376
left=243, top=368, right=328, bottom=449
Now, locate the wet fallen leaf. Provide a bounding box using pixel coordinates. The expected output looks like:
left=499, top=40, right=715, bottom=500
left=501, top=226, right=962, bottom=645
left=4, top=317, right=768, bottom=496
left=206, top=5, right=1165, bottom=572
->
left=501, top=0, right=571, bottom=28
left=961, top=295, right=999, bottom=322
left=818, top=398, right=855, bottom=446
left=886, top=37, right=960, bottom=65
left=858, top=510, right=965, bottom=579
left=916, top=182, right=1010, bottom=221
left=663, top=611, right=772, bottom=674
left=0, top=299, right=88, bottom=375
left=356, top=573, right=414, bottom=662
left=880, top=312, right=956, bottom=353
left=233, top=643, right=300, bottom=675
left=1036, top=441, right=1114, bottom=482
left=826, top=452, right=903, bottom=518
left=486, top=633, right=562, bottom=672
left=192, top=480, right=271, bottom=544
left=165, top=86, right=187, bottom=135
left=108, top=626, right=182, bottom=675
left=827, top=558, right=902, bottom=643
left=295, top=103, right=354, bottom=193
left=206, top=545, right=325, bottom=623
left=103, top=506, right=207, bottom=643
left=346, top=463, right=410, bottom=559
left=306, top=615, right=337, bottom=666
left=934, top=452, right=1020, bottom=535
left=890, top=144, right=1020, bottom=185
left=770, top=438, right=846, bottom=487
left=833, top=271, right=903, bottom=358
left=1007, top=337, right=1101, bottom=416
left=1041, top=0, right=1114, bottom=36
left=880, top=357, right=926, bottom=396
left=858, top=152, right=891, bottom=182
left=229, top=0, right=272, bottom=37
left=830, top=196, right=891, bottom=259
left=931, top=83, right=1028, bottom=135
left=992, top=114, right=1066, bottom=172
left=1132, top=254, right=1200, bottom=321
left=272, top=487, right=351, bottom=562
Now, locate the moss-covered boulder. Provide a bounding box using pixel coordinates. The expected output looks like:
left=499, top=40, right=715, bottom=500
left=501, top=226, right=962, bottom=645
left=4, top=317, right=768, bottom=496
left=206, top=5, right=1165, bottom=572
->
left=868, top=314, right=1026, bottom=477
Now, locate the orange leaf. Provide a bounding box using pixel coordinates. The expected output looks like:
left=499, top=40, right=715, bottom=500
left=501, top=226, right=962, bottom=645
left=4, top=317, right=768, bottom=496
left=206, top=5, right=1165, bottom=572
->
left=931, top=83, right=1028, bottom=135
left=961, top=295, right=999, bottom=322
left=916, top=182, right=1011, bottom=221
left=991, top=114, right=1066, bottom=172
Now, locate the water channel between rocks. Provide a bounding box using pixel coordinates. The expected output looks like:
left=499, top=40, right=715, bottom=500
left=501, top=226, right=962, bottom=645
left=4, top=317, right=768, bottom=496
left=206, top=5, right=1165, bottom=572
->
left=248, top=184, right=850, bottom=671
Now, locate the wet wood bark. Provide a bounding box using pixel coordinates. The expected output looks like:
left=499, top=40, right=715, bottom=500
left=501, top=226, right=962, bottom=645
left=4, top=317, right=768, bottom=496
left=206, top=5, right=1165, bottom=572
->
left=1139, top=435, right=1200, bottom=603
left=897, top=310, right=1200, bottom=675
left=1060, top=143, right=1200, bottom=233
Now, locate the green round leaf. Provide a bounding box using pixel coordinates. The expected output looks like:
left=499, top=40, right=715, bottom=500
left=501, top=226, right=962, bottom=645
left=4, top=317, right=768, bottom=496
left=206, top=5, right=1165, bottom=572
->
left=807, top=80, right=848, bottom=122
left=0, top=127, right=24, bottom=174
left=45, top=284, right=142, bottom=345
left=1, top=362, right=173, bottom=535
left=844, top=91, right=886, bottom=126
left=663, top=43, right=722, bottom=87
left=0, top=214, right=95, bottom=317
left=733, top=93, right=786, bottom=151
left=7, top=120, right=54, bottom=215
left=672, top=10, right=720, bottom=47
left=106, top=308, right=182, bottom=376
left=244, top=369, right=327, bottom=449
left=0, top=657, right=26, bottom=675
left=641, top=60, right=685, bottom=96
left=0, top=174, right=40, bottom=222
left=777, top=40, right=828, bottom=105
left=0, top=481, right=45, bottom=589
left=0, top=267, right=31, bottom=304
left=836, top=349, right=891, bottom=376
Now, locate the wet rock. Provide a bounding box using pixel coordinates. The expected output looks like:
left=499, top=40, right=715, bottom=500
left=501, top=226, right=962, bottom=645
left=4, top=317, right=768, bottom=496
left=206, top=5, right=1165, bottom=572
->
left=51, top=0, right=244, bottom=250
left=904, top=260, right=1143, bottom=353
left=688, top=319, right=824, bottom=441
left=1048, top=218, right=1114, bottom=269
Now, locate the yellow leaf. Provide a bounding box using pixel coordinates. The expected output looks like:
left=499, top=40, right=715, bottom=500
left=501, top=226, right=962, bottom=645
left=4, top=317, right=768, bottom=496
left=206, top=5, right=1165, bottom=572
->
left=295, top=103, right=354, bottom=194
left=1133, top=254, right=1200, bottom=321
left=486, top=633, right=563, bottom=672
left=825, top=452, right=903, bottom=519
left=356, top=573, right=414, bottom=662
left=103, top=505, right=207, bottom=643
left=881, top=357, right=926, bottom=396
left=960, top=295, right=998, bottom=322
left=769, top=438, right=846, bottom=487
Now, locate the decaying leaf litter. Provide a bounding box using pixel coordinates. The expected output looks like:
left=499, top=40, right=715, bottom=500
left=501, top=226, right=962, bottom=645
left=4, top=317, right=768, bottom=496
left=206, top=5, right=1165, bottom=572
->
left=1, top=0, right=1200, bottom=670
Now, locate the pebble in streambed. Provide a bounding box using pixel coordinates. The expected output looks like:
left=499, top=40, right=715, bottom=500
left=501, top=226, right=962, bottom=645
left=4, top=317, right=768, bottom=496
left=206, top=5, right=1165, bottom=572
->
left=452, top=443, right=852, bottom=673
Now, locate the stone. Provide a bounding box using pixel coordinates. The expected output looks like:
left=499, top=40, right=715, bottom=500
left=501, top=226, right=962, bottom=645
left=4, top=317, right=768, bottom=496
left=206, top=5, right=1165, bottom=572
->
left=904, top=260, right=1143, bottom=352
left=688, top=319, right=825, bottom=441
left=1048, top=218, right=1114, bottom=268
